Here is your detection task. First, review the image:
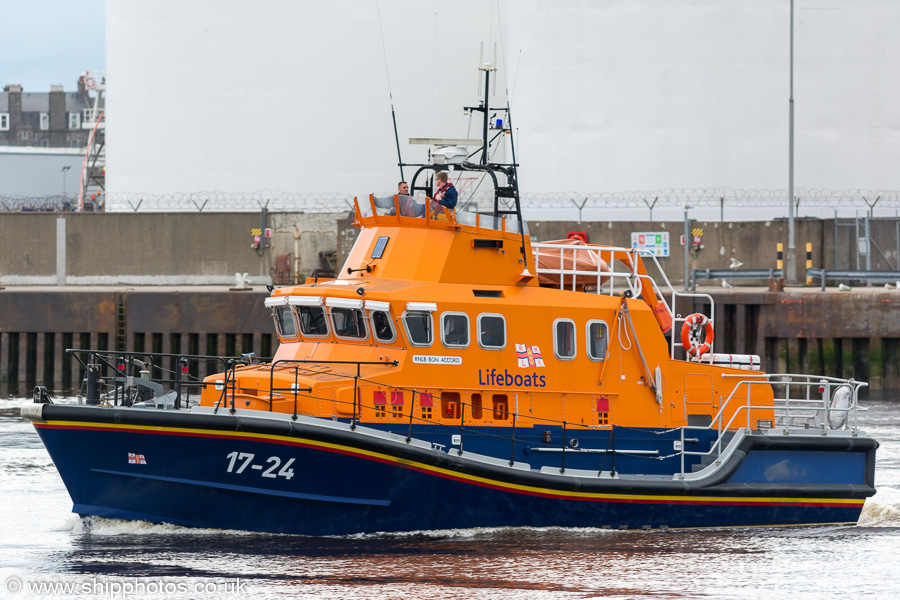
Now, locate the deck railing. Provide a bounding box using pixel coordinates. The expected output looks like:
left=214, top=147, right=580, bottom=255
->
left=60, top=350, right=865, bottom=479
left=531, top=243, right=715, bottom=359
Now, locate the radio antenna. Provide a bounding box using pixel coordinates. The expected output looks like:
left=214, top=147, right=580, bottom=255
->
left=376, top=0, right=404, bottom=181
left=477, top=42, right=484, bottom=95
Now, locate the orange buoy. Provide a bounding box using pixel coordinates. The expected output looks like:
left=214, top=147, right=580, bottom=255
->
left=681, top=313, right=714, bottom=358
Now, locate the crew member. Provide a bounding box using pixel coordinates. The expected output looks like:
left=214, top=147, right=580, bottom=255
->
left=431, top=172, right=458, bottom=218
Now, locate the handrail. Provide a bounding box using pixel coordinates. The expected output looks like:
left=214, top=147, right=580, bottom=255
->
left=807, top=267, right=900, bottom=291
left=691, top=268, right=783, bottom=291
left=675, top=373, right=867, bottom=477
left=62, top=348, right=867, bottom=479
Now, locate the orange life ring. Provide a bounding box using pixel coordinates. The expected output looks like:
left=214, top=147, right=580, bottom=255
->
left=681, top=313, right=714, bottom=358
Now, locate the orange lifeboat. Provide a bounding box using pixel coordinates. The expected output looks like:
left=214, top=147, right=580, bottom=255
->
left=536, top=238, right=610, bottom=288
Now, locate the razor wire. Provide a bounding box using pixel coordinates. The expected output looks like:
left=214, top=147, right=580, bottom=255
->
left=2, top=188, right=900, bottom=213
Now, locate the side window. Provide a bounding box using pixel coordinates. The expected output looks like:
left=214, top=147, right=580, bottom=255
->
left=441, top=312, right=469, bottom=348
left=371, top=310, right=396, bottom=343
left=331, top=307, right=368, bottom=340
left=403, top=310, right=433, bottom=346
left=273, top=306, right=298, bottom=339
left=553, top=319, right=576, bottom=360
left=587, top=320, right=609, bottom=361
left=298, top=306, right=329, bottom=337
left=477, top=314, right=506, bottom=350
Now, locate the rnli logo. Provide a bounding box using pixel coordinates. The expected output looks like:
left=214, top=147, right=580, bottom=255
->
left=128, top=453, right=147, bottom=465
left=515, top=344, right=545, bottom=368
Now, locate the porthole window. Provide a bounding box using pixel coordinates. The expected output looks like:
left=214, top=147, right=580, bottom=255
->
left=298, top=306, right=329, bottom=337
left=553, top=319, right=576, bottom=360
left=586, top=320, right=609, bottom=361
left=477, top=314, right=506, bottom=350
left=403, top=311, right=434, bottom=347
left=273, top=306, right=298, bottom=339
left=331, top=307, right=368, bottom=340
left=441, top=312, right=469, bottom=348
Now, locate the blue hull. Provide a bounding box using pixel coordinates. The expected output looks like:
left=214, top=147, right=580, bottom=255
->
left=29, top=404, right=877, bottom=536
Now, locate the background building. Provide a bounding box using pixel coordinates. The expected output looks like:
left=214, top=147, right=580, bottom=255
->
left=0, top=81, right=95, bottom=149
left=0, top=77, right=105, bottom=202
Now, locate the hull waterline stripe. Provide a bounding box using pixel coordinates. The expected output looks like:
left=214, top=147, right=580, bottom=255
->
left=91, top=469, right=390, bottom=506
left=36, top=420, right=867, bottom=508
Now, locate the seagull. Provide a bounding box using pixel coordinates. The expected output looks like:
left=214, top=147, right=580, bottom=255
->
left=729, top=257, right=743, bottom=269
left=896, top=281, right=900, bottom=289
left=839, top=283, right=852, bottom=291
left=722, top=280, right=733, bottom=289
left=885, top=283, right=894, bottom=290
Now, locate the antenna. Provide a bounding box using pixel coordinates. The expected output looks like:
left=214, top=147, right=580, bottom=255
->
left=477, top=42, right=484, bottom=95
left=493, top=43, right=498, bottom=96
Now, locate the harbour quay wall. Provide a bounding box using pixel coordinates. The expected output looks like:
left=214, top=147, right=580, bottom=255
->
left=0, top=287, right=272, bottom=392
left=0, top=212, right=345, bottom=286
left=1, top=287, right=899, bottom=394
left=2, top=212, right=899, bottom=287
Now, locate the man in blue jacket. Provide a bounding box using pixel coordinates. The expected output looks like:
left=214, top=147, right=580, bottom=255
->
left=432, top=171, right=458, bottom=215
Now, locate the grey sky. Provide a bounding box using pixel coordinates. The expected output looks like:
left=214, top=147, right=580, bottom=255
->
left=0, top=0, right=105, bottom=92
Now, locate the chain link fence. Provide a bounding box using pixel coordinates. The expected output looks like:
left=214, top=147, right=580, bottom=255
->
left=3, top=188, right=899, bottom=214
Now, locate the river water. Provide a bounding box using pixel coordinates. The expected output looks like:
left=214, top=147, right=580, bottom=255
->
left=2, top=389, right=899, bottom=600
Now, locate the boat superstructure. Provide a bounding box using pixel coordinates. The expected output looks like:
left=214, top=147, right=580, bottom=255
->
left=22, top=63, right=877, bottom=535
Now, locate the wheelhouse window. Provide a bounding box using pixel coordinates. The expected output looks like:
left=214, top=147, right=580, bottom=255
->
left=403, top=311, right=433, bottom=347
left=298, top=306, right=329, bottom=337
left=366, top=299, right=396, bottom=343
left=331, top=307, right=368, bottom=340
left=371, top=311, right=395, bottom=343
left=441, top=312, right=469, bottom=348
left=477, top=314, right=506, bottom=350
left=553, top=319, right=576, bottom=360
left=586, top=320, right=609, bottom=361
left=265, top=297, right=299, bottom=340
left=274, top=306, right=297, bottom=338
left=289, top=296, right=329, bottom=338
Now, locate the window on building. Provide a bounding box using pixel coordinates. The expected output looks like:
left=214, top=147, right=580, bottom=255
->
left=553, top=319, right=577, bottom=360
left=21, top=130, right=29, bottom=141
left=40, top=113, right=49, bottom=130
left=403, top=310, right=433, bottom=347
left=272, top=306, right=298, bottom=339
left=441, top=312, right=469, bottom=348
left=40, top=139, right=49, bottom=148
left=70, top=139, right=81, bottom=148
left=0, top=113, right=9, bottom=131
left=69, top=112, right=80, bottom=129
left=477, top=314, right=506, bottom=350
left=586, top=320, right=609, bottom=361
